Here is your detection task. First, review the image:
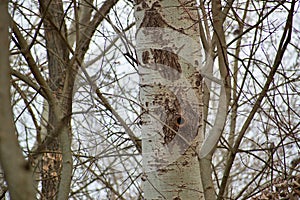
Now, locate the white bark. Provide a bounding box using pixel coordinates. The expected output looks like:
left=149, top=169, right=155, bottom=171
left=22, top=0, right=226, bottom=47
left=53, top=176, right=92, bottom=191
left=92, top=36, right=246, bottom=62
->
left=135, top=0, right=204, bottom=199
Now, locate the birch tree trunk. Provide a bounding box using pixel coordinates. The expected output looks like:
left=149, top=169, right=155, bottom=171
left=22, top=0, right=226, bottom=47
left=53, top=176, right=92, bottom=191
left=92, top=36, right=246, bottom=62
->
left=135, top=0, right=204, bottom=199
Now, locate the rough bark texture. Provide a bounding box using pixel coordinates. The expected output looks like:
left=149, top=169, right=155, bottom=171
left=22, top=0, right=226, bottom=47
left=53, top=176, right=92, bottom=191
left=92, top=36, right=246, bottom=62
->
left=35, top=1, right=119, bottom=198
left=0, top=1, right=35, bottom=199
left=38, top=0, right=73, bottom=199
left=135, top=0, right=204, bottom=199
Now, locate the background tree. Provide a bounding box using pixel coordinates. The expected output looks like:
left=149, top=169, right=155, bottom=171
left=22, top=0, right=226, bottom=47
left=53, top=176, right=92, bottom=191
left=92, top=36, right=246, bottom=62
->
left=6, top=0, right=140, bottom=199
left=0, top=0, right=35, bottom=199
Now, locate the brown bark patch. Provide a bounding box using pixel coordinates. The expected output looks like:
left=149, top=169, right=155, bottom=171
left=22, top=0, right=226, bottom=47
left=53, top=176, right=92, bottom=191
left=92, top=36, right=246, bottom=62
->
left=142, top=48, right=182, bottom=81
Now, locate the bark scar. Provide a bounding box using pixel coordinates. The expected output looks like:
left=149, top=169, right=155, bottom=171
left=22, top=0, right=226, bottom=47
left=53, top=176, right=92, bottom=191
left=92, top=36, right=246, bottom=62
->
left=142, top=48, right=182, bottom=81
left=154, top=88, right=199, bottom=149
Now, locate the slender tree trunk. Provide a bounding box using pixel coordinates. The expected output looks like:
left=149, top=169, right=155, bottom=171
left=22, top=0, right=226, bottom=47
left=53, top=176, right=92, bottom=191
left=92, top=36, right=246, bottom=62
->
left=37, top=1, right=119, bottom=199
left=38, top=0, right=73, bottom=199
left=0, top=1, right=35, bottom=199
left=135, top=0, right=204, bottom=199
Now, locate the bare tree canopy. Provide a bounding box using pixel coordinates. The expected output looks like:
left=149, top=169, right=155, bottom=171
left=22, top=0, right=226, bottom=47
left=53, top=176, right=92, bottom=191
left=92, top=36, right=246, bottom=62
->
left=0, top=0, right=299, bottom=199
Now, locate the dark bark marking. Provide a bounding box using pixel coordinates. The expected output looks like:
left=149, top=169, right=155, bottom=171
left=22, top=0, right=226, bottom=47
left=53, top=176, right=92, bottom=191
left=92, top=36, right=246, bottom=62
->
left=139, top=1, right=183, bottom=33
left=140, top=2, right=164, bottom=28
left=154, top=89, right=199, bottom=149
left=193, top=72, right=203, bottom=88
left=142, top=49, right=182, bottom=81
